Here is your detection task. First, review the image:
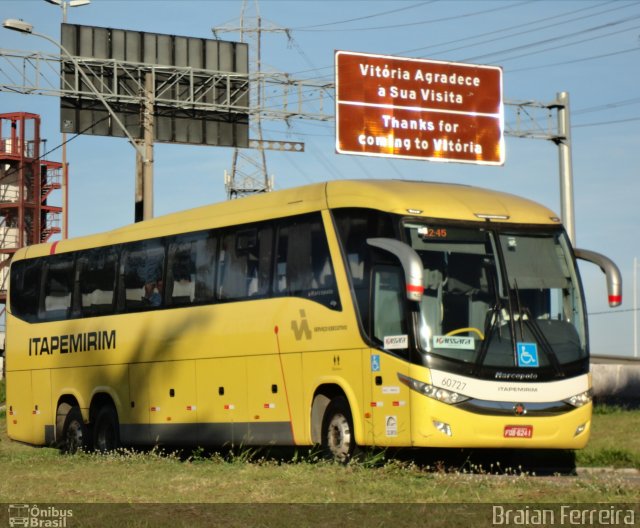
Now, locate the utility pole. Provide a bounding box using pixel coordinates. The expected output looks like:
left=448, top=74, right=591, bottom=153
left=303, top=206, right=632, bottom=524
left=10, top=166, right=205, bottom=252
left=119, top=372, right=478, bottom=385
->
left=634, top=257, right=638, bottom=357
left=554, top=91, right=575, bottom=245
left=505, top=94, right=575, bottom=243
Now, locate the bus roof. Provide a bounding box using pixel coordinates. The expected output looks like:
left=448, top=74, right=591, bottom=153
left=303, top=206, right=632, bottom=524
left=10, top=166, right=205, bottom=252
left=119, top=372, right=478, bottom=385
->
left=16, top=179, right=561, bottom=259
left=325, top=180, right=560, bottom=224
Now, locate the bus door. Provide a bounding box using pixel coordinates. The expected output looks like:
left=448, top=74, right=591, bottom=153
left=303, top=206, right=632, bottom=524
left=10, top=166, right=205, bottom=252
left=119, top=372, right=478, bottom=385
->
left=367, top=265, right=412, bottom=446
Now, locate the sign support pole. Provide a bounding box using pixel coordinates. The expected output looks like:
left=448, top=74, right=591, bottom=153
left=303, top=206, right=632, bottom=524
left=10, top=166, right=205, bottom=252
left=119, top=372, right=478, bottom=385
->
left=135, top=72, right=154, bottom=222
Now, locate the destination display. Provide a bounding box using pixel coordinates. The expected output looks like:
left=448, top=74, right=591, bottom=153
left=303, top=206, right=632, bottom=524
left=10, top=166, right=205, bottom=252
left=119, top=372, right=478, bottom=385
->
left=335, top=51, right=504, bottom=165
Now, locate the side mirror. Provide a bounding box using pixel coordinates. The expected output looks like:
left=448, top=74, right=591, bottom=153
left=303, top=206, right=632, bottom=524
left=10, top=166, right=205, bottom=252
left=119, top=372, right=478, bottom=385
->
left=574, top=248, right=622, bottom=308
left=367, top=238, right=424, bottom=301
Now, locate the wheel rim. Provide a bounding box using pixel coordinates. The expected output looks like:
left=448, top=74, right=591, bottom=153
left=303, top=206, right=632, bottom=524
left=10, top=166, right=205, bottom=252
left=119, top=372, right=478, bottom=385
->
left=327, top=412, right=352, bottom=461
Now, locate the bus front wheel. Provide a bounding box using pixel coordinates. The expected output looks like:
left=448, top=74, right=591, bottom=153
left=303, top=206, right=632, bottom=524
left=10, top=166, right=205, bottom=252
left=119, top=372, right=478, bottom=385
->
left=57, top=403, right=89, bottom=454
left=321, top=396, right=356, bottom=463
left=93, top=404, right=120, bottom=452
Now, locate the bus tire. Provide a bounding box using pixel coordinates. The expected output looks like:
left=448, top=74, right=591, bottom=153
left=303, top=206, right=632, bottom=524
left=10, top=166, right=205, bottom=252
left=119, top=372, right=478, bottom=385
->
left=321, top=396, right=356, bottom=463
left=93, top=404, right=120, bottom=453
left=57, top=403, right=89, bottom=454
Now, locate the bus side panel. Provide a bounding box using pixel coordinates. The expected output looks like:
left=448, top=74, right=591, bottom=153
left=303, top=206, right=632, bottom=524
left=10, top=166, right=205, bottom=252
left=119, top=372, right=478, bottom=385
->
left=366, top=349, right=412, bottom=447
left=301, top=347, right=365, bottom=445
left=31, top=369, right=53, bottom=445
left=6, top=370, right=34, bottom=444
left=125, top=363, right=150, bottom=445
left=196, top=357, right=248, bottom=446
left=246, top=354, right=292, bottom=445
left=146, top=360, right=197, bottom=444
left=276, top=352, right=304, bottom=445
left=361, top=349, right=374, bottom=446
left=51, top=365, right=128, bottom=419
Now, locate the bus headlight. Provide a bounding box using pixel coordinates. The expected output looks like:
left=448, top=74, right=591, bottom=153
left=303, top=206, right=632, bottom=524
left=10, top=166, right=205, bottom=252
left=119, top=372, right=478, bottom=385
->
left=564, top=389, right=593, bottom=408
left=433, top=420, right=452, bottom=436
left=398, top=374, right=469, bottom=405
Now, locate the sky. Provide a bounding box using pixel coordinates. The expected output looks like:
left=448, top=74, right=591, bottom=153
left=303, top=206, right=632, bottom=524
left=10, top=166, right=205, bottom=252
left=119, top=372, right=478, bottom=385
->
left=1, top=0, right=639, bottom=357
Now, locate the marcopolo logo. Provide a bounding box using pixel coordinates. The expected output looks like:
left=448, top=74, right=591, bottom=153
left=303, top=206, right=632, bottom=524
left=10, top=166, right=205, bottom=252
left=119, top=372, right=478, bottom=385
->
left=8, top=505, right=73, bottom=527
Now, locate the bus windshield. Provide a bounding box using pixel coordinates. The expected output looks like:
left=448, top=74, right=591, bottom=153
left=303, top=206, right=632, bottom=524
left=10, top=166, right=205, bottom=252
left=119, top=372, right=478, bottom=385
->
left=404, top=222, right=587, bottom=374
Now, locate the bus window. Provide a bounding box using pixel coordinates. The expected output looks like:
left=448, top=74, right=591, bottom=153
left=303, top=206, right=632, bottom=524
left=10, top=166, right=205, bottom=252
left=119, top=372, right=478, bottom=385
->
left=167, top=231, right=217, bottom=306
left=274, top=214, right=340, bottom=310
left=41, top=253, right=75, bottom=321
left=333, top=208, right=395, bottom=325
left=120, top=239, right=165, bottom=311
left=372, top=265, right=408, bottom=351
left=78, top=246, right=118, bottom=317
left=9, top=259, right=41, bottom=322
left=217, top=225, right=273, bottom=301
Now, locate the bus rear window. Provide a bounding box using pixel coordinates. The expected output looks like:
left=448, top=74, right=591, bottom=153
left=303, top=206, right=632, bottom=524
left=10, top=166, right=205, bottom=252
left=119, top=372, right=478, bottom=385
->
left=10, top=259, right=41, bottom=322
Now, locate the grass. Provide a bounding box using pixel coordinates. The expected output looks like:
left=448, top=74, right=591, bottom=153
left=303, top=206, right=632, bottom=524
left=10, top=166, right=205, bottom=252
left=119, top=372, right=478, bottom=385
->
left=2, top=383, right=639, bottom=526
left=0, top=394, right=638, bottom=507
left=575, top=404, right=640, bottom=469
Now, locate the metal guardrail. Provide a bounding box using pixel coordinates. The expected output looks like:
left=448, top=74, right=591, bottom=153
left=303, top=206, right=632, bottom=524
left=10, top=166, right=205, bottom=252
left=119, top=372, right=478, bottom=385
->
left=591, top=354, right=640, bottom=365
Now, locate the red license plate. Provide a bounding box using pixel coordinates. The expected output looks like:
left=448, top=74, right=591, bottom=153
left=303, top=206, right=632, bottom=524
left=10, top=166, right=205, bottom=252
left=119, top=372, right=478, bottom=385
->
left=504, top=425, right=533, bottom=438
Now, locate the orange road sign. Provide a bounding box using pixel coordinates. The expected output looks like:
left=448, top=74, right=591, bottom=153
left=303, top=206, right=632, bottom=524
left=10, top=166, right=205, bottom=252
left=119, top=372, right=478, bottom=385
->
left=335, top=51, right=504, bottom=165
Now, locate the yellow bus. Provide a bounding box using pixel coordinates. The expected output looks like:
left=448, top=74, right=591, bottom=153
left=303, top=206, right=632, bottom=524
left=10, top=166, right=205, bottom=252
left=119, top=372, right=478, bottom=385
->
left=5, top=180, right=621, bottom=460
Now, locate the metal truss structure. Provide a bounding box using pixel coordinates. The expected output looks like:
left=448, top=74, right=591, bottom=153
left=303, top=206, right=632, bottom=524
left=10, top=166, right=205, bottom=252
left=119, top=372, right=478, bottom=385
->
left=0, top=48, right=333, bottom=124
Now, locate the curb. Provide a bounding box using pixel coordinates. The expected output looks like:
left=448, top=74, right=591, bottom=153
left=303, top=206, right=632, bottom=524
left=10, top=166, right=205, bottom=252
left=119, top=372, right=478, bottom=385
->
left=576, top=467, right=640, bottom=476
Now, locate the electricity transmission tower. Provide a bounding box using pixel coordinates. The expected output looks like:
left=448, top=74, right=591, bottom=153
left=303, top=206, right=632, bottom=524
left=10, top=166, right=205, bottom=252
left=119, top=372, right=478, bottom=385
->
left=213, top=0, right=296, bottom=199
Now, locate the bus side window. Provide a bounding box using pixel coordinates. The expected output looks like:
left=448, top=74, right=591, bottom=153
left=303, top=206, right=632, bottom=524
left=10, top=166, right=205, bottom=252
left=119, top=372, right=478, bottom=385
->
left=372, top=265, right=408, bottom=350
left=274, top=214, right=340, bottom=310
left=120, top=239, right=165, bottom=311
left=41, top=253, right=75, bottom=322
left=78, top=246, right=118, bottom=317
left=10, top=259, right=41, bottom=322
left=167, top=231, right=217, bottom=306
left=217, top=225, right=272, bottom=301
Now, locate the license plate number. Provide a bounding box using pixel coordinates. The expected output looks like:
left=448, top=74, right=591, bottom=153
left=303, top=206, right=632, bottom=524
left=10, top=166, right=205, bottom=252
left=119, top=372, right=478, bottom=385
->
left=504, top=425, right=533, bottom=438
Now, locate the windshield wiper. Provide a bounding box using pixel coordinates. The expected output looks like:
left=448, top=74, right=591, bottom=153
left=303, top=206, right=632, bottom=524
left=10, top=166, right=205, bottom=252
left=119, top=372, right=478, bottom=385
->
left=512, top=279, right=526, bottom=341
left=521, top=307, right=564, bottom=377
left=510, top=279, right=563, bottom=376
left=472, top=302, right=502, bottom=376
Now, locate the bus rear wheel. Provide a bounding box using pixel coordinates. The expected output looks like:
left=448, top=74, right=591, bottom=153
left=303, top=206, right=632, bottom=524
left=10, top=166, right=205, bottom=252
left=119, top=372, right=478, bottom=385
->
left=57, top=403, right=89, bottom=454
left=93, top=404, right=120, bottom=453
left=321, top=396, right=356, bottom=463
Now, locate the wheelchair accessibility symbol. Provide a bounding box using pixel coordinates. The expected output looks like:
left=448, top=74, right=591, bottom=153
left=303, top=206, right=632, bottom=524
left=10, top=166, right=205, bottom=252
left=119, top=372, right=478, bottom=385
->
left=517, top=342, right=539, bottom=368
left=371, top=354, right=381, bottom=372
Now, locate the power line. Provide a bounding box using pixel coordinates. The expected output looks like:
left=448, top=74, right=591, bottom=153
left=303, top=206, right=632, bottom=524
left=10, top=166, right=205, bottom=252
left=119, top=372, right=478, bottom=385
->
left=574, top=116, right=640, bottom=129
left=291, top=1, right=434, bottom=30
left=508, top=45, right=640, bottom=73
left=574, top=96, right=640, bottom=116
left=292, top=0, right=531, bottom=32
left=462, top=12, right=640, bottom=63
left=405, top=0, right=627, bottom=58
left=283, top=1, right=635, bottom=84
